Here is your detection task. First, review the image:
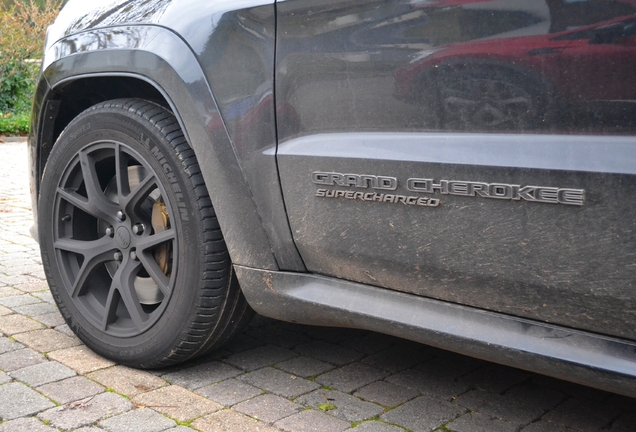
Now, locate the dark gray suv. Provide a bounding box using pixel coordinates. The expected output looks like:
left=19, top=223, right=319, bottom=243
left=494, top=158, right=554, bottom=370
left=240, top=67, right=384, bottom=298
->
left=29, top=0, right=636, bottom=397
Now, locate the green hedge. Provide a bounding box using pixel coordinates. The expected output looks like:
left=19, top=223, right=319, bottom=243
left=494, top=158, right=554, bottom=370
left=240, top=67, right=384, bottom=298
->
left=0, top=0, right=61, bottom=135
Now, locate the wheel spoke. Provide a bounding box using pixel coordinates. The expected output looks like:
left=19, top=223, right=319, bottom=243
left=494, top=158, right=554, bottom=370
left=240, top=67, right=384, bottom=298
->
left=69, top=150, right=119, bottom=222
left=111, top=258, right=147, bottom=331
left=101, top=286, right=119, bottom=331
left=54, top=236, right=117, bottom=297
left=136, top=229, right=176, bottom=251
left=115, top=144, right=132, bottom=201
left=121, top=173, right=157, bottom=217
left=138, top=252, right=171, bottom=296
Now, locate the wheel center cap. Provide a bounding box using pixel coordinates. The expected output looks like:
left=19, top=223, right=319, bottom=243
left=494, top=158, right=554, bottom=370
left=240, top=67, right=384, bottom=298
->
left=115, top=226, right=132, bottom=249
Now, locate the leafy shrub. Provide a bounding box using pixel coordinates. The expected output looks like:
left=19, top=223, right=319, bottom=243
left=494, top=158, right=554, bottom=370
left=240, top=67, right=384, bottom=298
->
left=0, top=0, right=61, bottom=114
left=0, top=112, right=29, bottom=135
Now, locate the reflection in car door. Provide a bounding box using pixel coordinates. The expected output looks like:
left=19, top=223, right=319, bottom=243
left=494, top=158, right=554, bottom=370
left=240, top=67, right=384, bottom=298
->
left=275, top=0, right=636, bottom=341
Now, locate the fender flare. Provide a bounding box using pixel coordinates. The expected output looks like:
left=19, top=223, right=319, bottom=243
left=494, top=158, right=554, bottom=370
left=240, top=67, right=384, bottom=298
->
left=33, top=25, right=279, bottom=270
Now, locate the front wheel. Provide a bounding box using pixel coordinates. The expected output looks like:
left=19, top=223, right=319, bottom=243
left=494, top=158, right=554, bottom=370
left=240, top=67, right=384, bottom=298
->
left=38, top=99, right=253, bottom=368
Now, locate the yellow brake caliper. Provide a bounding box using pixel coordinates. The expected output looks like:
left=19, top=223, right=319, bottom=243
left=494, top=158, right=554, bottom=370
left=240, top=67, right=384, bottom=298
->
left=151, top=200, right=172, bottom=276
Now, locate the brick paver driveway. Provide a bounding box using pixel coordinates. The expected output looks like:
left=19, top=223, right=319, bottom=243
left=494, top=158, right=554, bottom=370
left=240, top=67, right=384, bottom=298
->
left=0, top=139, right=635, bottom=432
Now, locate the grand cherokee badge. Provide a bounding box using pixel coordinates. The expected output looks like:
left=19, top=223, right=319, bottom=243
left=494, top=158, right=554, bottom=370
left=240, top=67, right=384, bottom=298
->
left=312, top=172, right=585, bottom=206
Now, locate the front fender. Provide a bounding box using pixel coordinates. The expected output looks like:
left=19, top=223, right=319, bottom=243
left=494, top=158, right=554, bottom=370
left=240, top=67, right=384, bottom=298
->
left=33, top=25, right=279, bottom=271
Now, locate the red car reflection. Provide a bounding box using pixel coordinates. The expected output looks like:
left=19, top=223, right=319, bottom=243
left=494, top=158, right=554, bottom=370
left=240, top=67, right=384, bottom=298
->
left=395, top=14, right=636, bottom=130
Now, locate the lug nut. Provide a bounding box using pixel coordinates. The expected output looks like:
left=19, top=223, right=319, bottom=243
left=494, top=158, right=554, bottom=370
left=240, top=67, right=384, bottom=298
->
left=113, top=252, right=122, bottom=262
left=130, top=250, right=138, bottom=261
left=132, top=224, right=145, bottom=235
left=116, top=211, right=126, bottom=221
left=105, top=227, right=114, bottom=237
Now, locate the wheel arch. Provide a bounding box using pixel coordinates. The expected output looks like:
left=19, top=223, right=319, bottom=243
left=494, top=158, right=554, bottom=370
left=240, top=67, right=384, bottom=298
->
left=31, top=25, right=279, bottom=271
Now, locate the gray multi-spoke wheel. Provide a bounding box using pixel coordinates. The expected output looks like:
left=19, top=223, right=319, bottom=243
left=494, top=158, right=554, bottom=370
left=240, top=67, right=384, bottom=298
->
left=38, top=99, right=253, bottom=368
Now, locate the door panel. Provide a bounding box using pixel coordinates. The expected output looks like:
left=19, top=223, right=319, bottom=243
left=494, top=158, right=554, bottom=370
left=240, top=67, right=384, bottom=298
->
left=275, top=0, right=636, bottom=340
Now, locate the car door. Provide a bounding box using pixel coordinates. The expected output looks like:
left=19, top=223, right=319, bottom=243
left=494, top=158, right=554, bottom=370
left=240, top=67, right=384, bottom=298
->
left=275, top=0, right=636, bottom=341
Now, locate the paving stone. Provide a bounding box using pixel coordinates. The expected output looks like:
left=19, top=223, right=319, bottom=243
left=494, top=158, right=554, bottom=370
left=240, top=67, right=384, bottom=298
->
left=316, top=363, right=386, bottom=393
left=192, top=409, right=280, bottom=432
left=0, top=348, right=46, bottom=372
left=54, top=324, right=75, bottom=337
left=234, top=394, right=303, bottom=423
left=0, top=416, right=58, bottom=432
left=381, top=395, right=465, bottom=432
left=38, top=392, right=134, bottom=430
left=99, top=407, right=176, bottom=432
left=519, top=420, right=570, bottom=432
left=161, top=360, right=242, bottom=390
left=459, top=364, right=532, bottom=393
left=532, top=375, right=612, bottom=402
left=47, top=346, right=115, bottom=374
left=604, top=393, right=636, bottom=411
left=223, top=333, right=266, bottom=353
left=0, top=382, right=55, bottom=420
left=541, top=397, right=623, bottom=432
left=306, top=327, right=364, bottom=344
left=276, top=356, right=334, bottom=378
left=64, top=427, right=103, bottom=432
left=88, top=365, right=167, bottom=398
left=0, top=287, right=21, bottom=299
left=0, top=314, right=45, bottom=335
left=385, top=369, right=472, bottom=399
left=0, top=294, right=40, bottom=308
left=133, top=385, right=222, bottom=423
left=354, top=380, right=419, bottom=407
left=0, top=335, right=22, bottom=354
left=13, top=302, right=58, bottom=316
left=607, top=411, right=636, bottom=432
left=246, top=325, right=311, bottom=349
left=0, top=274, right=42, bottom=287
left=348, top=421, right=408, bottom=432
left=10, top=360, right=75, bottom=386
left=0, top=305, right=11, bottom=316
left=457, top=384, right=564, bottom=425
left=33, top=312, right=66, bottom=328
left=13, top=329, right=81, bottom=353
left=446, top=412, right=518, bottom=432
left=37, top=375, right=105, bottom=404
left=195, top=378, right=263, bottom=406
left=338, top=333, right=396, bottom=355
left=295, top=341, right=364, bottom=366
left=274, top=409, right=350, bottom=432
left=416, top=354, right=485, bottom=379
left=296, top=389, right=384, bottom=423
left=0, top=371, right=10, bottom=384
left=361, top=344, right=431, bottom=373
left=12, top=278, right=49, bottom=293
left=224, top=345, right=297, bottom=371
left=238, top=367, right=319, bottom=398
left=32, top=290, right=55, bottom=304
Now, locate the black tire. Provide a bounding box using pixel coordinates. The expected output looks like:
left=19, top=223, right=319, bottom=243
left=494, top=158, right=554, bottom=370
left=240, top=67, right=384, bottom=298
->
left=38, top=98, right=253, bottom=368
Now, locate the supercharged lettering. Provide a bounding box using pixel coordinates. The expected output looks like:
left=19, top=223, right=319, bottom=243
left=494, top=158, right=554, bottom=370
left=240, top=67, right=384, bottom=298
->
left=316, top=189, right=440, bottom=207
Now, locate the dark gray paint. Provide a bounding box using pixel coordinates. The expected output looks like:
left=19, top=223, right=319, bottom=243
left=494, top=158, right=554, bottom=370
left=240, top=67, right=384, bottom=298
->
left=33, top=0, right=305, bottom=271
left=235, top=265, right=636, bottom=398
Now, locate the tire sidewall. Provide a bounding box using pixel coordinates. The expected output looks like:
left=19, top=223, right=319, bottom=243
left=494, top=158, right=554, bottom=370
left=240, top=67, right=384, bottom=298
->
left=39, top=106, right=210, bottom=365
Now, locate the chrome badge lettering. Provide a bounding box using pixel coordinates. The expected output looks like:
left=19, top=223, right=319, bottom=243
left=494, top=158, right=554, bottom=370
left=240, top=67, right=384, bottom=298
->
left=312, top=172, right=585, bottom=206
left=407, top=178, right=584, bottom=206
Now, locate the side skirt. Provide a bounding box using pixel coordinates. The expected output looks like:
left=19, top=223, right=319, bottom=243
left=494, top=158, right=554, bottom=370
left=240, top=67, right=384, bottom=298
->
left=235, top=265, right=636, bottom=397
